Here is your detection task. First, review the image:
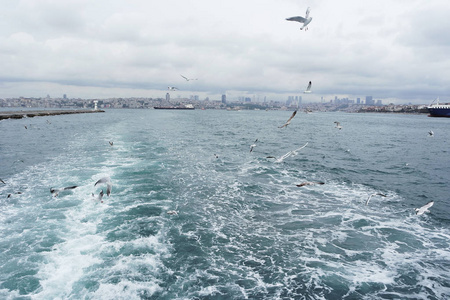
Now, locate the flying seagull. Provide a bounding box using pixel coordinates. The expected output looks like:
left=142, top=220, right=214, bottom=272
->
left=180, top=75, right=198, bottom=81
left=168, top=86, right=178, bottom=91
left=279, top=110, right=297, bottom=128
left=365, top=192, right=387, bottom=206
left=296, top=181, right=325, bottom=187
left=109, top=141, right=114, bottom=146
left=415, top=201, right=434, bottom=215
left=95, top=176, right=112, bottom=196
left=334, top=121, right=342, bottom=130
left=267, top=142, right=308, bottom=163
left=286, top=7, right=312, bottom=30
left=428, top=130, right=434, bottom=137
left=50, top=185, right=78, bottom=197
left=250, top=139, right=258, bottom=153
left=304, top=81, right=312, bottom=94
left=0, top=179, right=5, bottom=184
left=167, top=210, right=178, bottom=215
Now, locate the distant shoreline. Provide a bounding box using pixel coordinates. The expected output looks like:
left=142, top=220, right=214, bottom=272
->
left=0, top=109, right=105, bottom=120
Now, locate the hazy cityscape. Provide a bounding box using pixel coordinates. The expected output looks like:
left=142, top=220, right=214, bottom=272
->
left=0, top=94, right=430, bottom=114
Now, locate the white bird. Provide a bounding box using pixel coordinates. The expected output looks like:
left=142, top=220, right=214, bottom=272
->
left=95, top=177, right=112, bottom=196
left=168, top=86, right=178, bottom=91
left=365, top=193, right=387, bottom=206
left=279, top=110, right=297, bottom=128
left=415, top=201, right=434, bottom=215
left=50, top=185, right=78, bottom=197
left=180, top=75, right=198, bottom=81
left=428, top=130, right=434, bottom=137
left=267, top=142, right=308, bottom=163
left=286, top=7, right=313, bottom=30
left=167, top=210, right=178, bottom=215
left=250, top=139, right=258, bottom=153
left=334, top=121, right=342, bottom=130
left=304, top=81, right=312, bottom=93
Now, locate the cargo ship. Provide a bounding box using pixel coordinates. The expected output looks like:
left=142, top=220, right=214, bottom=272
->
left=154, top=104, right=195, bottom=110
left=427, top=98, right=450, bottom=117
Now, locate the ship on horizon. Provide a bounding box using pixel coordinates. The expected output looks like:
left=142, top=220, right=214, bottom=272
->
left=427, top=98, right=450, bottom=117
left=154, top=104, right=195, bottom=110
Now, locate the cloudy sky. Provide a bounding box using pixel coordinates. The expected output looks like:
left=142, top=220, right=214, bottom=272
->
left=1, top=0, right=450, bottom=103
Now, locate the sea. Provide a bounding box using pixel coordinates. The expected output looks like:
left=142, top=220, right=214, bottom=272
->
left=0, top=108, right=449, bottom=299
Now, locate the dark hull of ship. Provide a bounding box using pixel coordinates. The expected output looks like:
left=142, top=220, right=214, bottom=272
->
left=154, top=106, right=195, bottom=110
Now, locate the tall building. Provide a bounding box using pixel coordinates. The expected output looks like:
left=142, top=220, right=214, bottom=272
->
left=221, top=94, right=227, bottom=104
left=357, top=98, right=360, bottom=104
left=166, top=93, right=170, bottom=102
left=365, top=96, right=374, bottom=105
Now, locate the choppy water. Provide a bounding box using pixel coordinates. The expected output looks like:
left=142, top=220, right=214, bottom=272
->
left=0, top=109, right=449, bottom=299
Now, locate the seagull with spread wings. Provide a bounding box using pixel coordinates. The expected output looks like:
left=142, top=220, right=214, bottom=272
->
left=279, top=111, right=297, bottom=128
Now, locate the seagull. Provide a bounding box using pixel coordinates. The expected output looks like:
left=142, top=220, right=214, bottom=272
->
left=109, top=141, right=114, bottom=146
left=415, top=201, right=434, bottom=216
left=50, top=185, right=78, bottom=197
left=428, top=130, right=434, bottom=137
left=180, top=75, right=198, bottom=81
left=267, top=142, right=308, bottom=163
left=304, top=81, right=312, bottom=94
left=0, top=179, right=5, bottom=184
left=92, top=190, right=104, bottom=203
left=279, top=110, right=297, bottom=128
left=168, top=86, right=178, bottom=91
left=296, top=181, right=325, bottom=187
left=250, top=139, right=258, bottom=153
left=334, top=121, right=342, bottom=130
left=95, top=176, right=112, bottom=196
left=286, top=7, right=312, bottom=30
left=167, top=210, right=178, bottom=215
left=365, top=192, right=387, bottom=206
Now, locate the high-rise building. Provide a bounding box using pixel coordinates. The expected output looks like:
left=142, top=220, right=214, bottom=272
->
left=222, top=94, right=227, bottom=104
left=365, top=96, right=374, bottom=105
left=357, top=98, right=360, bottom=104
left=166, top=93, right=170, bottom=102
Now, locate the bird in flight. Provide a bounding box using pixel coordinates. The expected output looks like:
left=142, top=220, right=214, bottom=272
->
left=250, top=139, right=258, bottom=153
left=168, top=86, right=178, bottom=91
left=180, top=75, right=198, bottom=81
left=95, top=177, right=112, bottom=196
left=334, top=121, right=342, bottom=130
left=415, top=201, right=434, bottom=216
left=304, top=81, right=312, bottom=94
left=50, top=185, right=78, bottom=197
left=286, top=7, right=312, bottom=30
left=279, top=111, right=297, bottom=128
left=365, top=192, right=387, bottom=206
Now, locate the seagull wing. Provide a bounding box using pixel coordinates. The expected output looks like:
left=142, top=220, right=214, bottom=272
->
left=180, top=75, right=188, bottom=80
left=95, top=177, right=111, bottom=186
left=286, top=16, right=307, bottom=23
left=306, top=81, right=312, bottom=92
left=291, top=142, right=308, bottom=155
left=106, top=183, right=112, bottom=196
left=305, top=7, right=311, bottom=19
left=279, top=111, right=297, bottom=128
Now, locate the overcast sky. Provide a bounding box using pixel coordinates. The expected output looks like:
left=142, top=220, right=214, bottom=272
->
left=1, top=0, right=449, bottom=103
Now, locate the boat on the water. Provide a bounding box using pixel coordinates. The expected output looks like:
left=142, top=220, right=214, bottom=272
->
left=154, top=104, right=194, bottom=110
left=427, top=98, right=450, bottom=117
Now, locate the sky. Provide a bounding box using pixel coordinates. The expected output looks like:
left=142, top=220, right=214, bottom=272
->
left=1, top=0, right=450, bottom=104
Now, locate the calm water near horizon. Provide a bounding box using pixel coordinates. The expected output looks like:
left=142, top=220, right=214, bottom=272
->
left=0, top=109, right=449, bottom=299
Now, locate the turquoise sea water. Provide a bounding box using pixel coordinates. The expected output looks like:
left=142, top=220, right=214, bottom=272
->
left=0, top=109, right=449, bottom=299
